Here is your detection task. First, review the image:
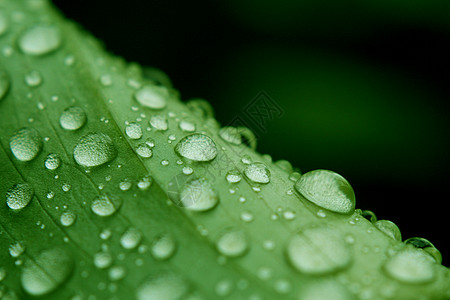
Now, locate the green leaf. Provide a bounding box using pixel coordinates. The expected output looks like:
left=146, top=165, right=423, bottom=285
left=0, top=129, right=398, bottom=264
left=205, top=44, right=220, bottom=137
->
left=0, top=1, right=448, bottom=299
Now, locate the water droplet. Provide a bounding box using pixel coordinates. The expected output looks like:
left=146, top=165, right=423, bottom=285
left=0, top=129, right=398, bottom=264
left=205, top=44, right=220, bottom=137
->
left=9, top=241, right=25, bottom=257
left=134, top=85, right=168, bottom=109
left=91, top=194, right=121, bottom=217
left=374, top=220, right=402, bottom=241
left=6, top=183, right=34, bottom=210
left=244, top=162, right=270, bottom=184
left=10, top=128, right=42, bottom=162
left=24, top=70, right=42, bottom=87
left=294, top=169, right=355, bottom=214
left=149, top=115, right=168, bottom=131
left=151, top=234, right=176, bottom=260
left=99, top=74, right=112, bottom=86
left=274, top=279, right=291, bottom=294
left=19, top=24, right=61, bottom=56
left=216, top=230, right=248, bottom=257
left=299, top=280, right=356, bottom=300
left=175, top=134, right=217, bottom=162
left=21, top=247, right=74, bottom=296
left=60, top=106, right=87, bottom=131
left=137, top=271, right=188, bottom=300
left=94, top=251, right=113, bottom=269
left=60, top=211, right=76, bottom=227
left=358, top=209, right=377, bottom=223
left=275, top=159, right=293, bottom=173
left=137, top=175, right=152, bottom=190
left=182, top=166, right=193, bottom=175
left=119, top=180, right=132, bottom=191
left=74, top=133, right=116, bottom=167
left=226, top=170, right=242, bottom=184
left=219, top=126, right=241, bottom=145
left=404, top=237, right=442, bottom=264
left=383, top=247, right=436, bottom=284
left=125, top=122, right=143, bottom=139
left=100, top=228, right=112, bottom=240
left=283, top=210, right=296, bottom=220
left=240, top=211, right=253, bottom=222
left=135, top=143, right=153, bottom=158
left=120, top=228, right=142, bottom=250
left=178, top=177, right=218, bottom=211
left=43, top=153, right=61, bottom=170
left=109, top=265, right=126, bottom=281
left=179, top=119, right=196, bottom=132
left=62, top=183, right=71, bottom=192
left=287, top=227, right=352, bottom=275
left=215, top=279, right=232, bottom=296
left=186, top=98, right=214, bottom=119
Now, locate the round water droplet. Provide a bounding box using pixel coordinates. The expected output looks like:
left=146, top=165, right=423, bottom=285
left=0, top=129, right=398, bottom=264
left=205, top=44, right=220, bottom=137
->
left=226, top=170, right=242, bottom=184
left=10, top=128, right=42, bottom=162
left=219, top=126, right=241, bottom=145
left=120, top=228, right=142, bottom=250
left=24, top=70, right=43, bottom=87
left=274, top=159, right=293, bottom=173
left=91, top=194, right=121, bottom=217
left=151, top=235, right=176, bottom=260
left=216, top=230, right=248, bottom=257
left=136, top=143, right=153, bottom=158
left=109, top=265, right=126, bottom=281
left=404, top=237, right=442, bottom=264
left=149, top=115, right=168, bottom=131
left=182, top=166, right=193, bottom=175
left=19, top=24, right=61, bottom=56
left=137, top=271, right=188, bottom=300
left=93, top=251, right=112, bottom=269
left=6, top=183, right=34, bottom=210
left=244, top=162, right=270, bottom=184
left=134, top=85, right=168, bottom=109
left=383, top=247, right=436, bottom=284
left=179, top=119, right=196, bottom=132
left=0, top=69, right=10, bottom=101
left=44, top=153, right=61, bottom=170
left=287, top=227, right=352, bottom=275
left=299, top=280, right=356, bottom=300
left=294, top=169, right=355, bottom=214
left=175, top=134, right=217, bottom=162
left=178, top=177, right=219, bottom=211
left=125, top=122, right=143, bottom=139
left=74, top=133, right=116, bottom=167
left=375, top=220, right=402, bottom=241
left=60, top=106, right=87, bottom=131
left=60, top=211, right=76, bottom=227
left=21, top=247, right=74, bottom=296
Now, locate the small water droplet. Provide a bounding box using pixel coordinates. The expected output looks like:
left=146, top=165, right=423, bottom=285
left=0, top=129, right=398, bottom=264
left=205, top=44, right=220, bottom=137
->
left=263, top=240, right=275, bottom=251
left=219, top=126, right=241, bottom=145
left=74, top=133, right=116, bottom=167
left=358, top=209, right=377, bottom=223
left=94, top=251, right=113, bottom=269
left=24, top=70, right=43, bottom=87
left=215, top=279, right=233, bottom=297
left=226, top=170, right=242, bottom=184
left=283, top=210, right=296, bottom=220
left=149, top=115, right=168, bottom=131
left=240, top=211, right=253, bottom=222
left=60, top=106, right=87, bottom=131
left=244, top=162, right=270, bottom=184
left=294, top=169, right=355, bottom=214
left=9, top=241, right=25, bottom=257
left=374, top=220, right=402, bottom=241
left=19, top=24, right=61, bottom=56
left=178, top=177, right=219, bottom=211
left=21, top=247, right=74, bottom=296
left=182, top=166, right=193, bottom=175
left=6, top=183, right=34, bottom=210
left=137, top=175, right=152, bottom=190
left=287, top=227, right=352, bottom=275
left=274, top=279, right=291, bottom=294
left=120, top=228, right=142, bottom=250
left=62, top=183, right=71, bottom=192
left=135, top=143, right=153, bottom=158
left=179, top=119, right=196, bottom=132
left=151, top=234, right=176, bottom=260
left=60, top=211, right=76, bottom=227
left=134, top=85, right=168, bottom=109
left=109, top=265, right=126, bottom=281
left=44, top=153, right=61, bottom=170
left=10, top=128, right=42, bottom=162
left=99, top=74, right=112, bottom=86
left=216, top=230, right=248, bottom=257
left=91, top=194, right=121, bottom=217
left=241, top=155, right=251, bottom=164
left=137, top=271, right=188, bottom=300
left=175, top=134, right=217, bottom=162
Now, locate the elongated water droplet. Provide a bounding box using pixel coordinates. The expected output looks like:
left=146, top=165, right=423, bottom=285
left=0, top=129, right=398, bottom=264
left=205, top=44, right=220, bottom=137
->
left=74, top=133, right=116, bottom=167
left=24, top=70, right=43, bottom=87
left=294, top=169, right=355, bottom=214
left=120, top=228, right=142, bottom=250
left=60, top=211, right=76, bottom=227
left=125, top=122, right=143, bottom=139
left=137, top=271, right=188, bottom=300
left=238, top=126, right=257, bottom=150
left=19, top=24, right=61, bottom=56
left=60, top=106, right=87, bottom=130
left=44, top=153, right=61, bottom=170
left=119, top=180, right=132, bottom=191
left=226, top=170, right=242, bottom=184
left=0, top=69, right=10, bottom=101
left=134, top=85, right=168, bottom=109
left=383, top=247, right=436, bottom=284
left=179, top=119, right=195, bottom=132
left=149, top=115, right=168, bottom=131
left=6, top=183, right=34, bottom=210
left=405, top=237, right=442, bottom=264
left=10, top=128, right=42, bottom=162
left=244, top=162, right=270, bottom=184
left=178, top=177, right=218, bottom=211
left=151, top=235, right=176, bottom=260
left=216, top=230, right=248, bottom=257
left=219, top=126, right=241, bottom=145
left=175, top=134, right=217, bottom=162
left=21, top=247, right=74, bottom=296
left=91, top=194, right=121, bottom=217
left=375, top=220, right=402, bottom=241
left=287, top=227, right=352, bottom=275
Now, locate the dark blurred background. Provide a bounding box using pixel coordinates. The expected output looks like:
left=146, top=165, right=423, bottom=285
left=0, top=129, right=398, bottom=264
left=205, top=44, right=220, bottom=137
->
left=52, top=0, right=450, bottom=264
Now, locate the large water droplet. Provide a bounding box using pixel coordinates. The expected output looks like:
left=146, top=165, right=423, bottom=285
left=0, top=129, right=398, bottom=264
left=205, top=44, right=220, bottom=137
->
left=0, top=69, right=10, bottom=101
left=151, top=234, right=176, bottom=260
left=216, top=230, right=248, bottom=257
left=120, top=228, right=142, bottom=250
left=125, top=122, right=143, bottom=139
left=178, top=177, right=219, bottom=211
left=374, top=220, right=402, bottom=241
left=287, top=227, right=352, bottom=275
left=294, top=169, right=355, bottom=214
left=244, top=162, right=270, bottom=184
left=175, top=134, right=217, bottom=162
left=73, top=133, right=116, bottom=167
left=6, top=183, right=34, bottom=210
left=59, top=106, right=87, bottom=131
left=219, top=127, right=241, bottom=145
left=21, top=247, right=74, bottom=296
left=10, top=128, right=42, bottom=162
left=137, top=271, right=188, bottom=300
left=383, top=247, right=436, bottom=284
left=405, top=237, right=442, bottom=264
left=149, top=115, right=168, bottom=131
left=134, top=85, right=168, bottom=109
left=60, top=211, right=76, bottom=227
left=44, top=153, right=61, bottom=170
left=19, top=24, right=62, bottom=56
left=91, top=194, right=121, bottom=217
